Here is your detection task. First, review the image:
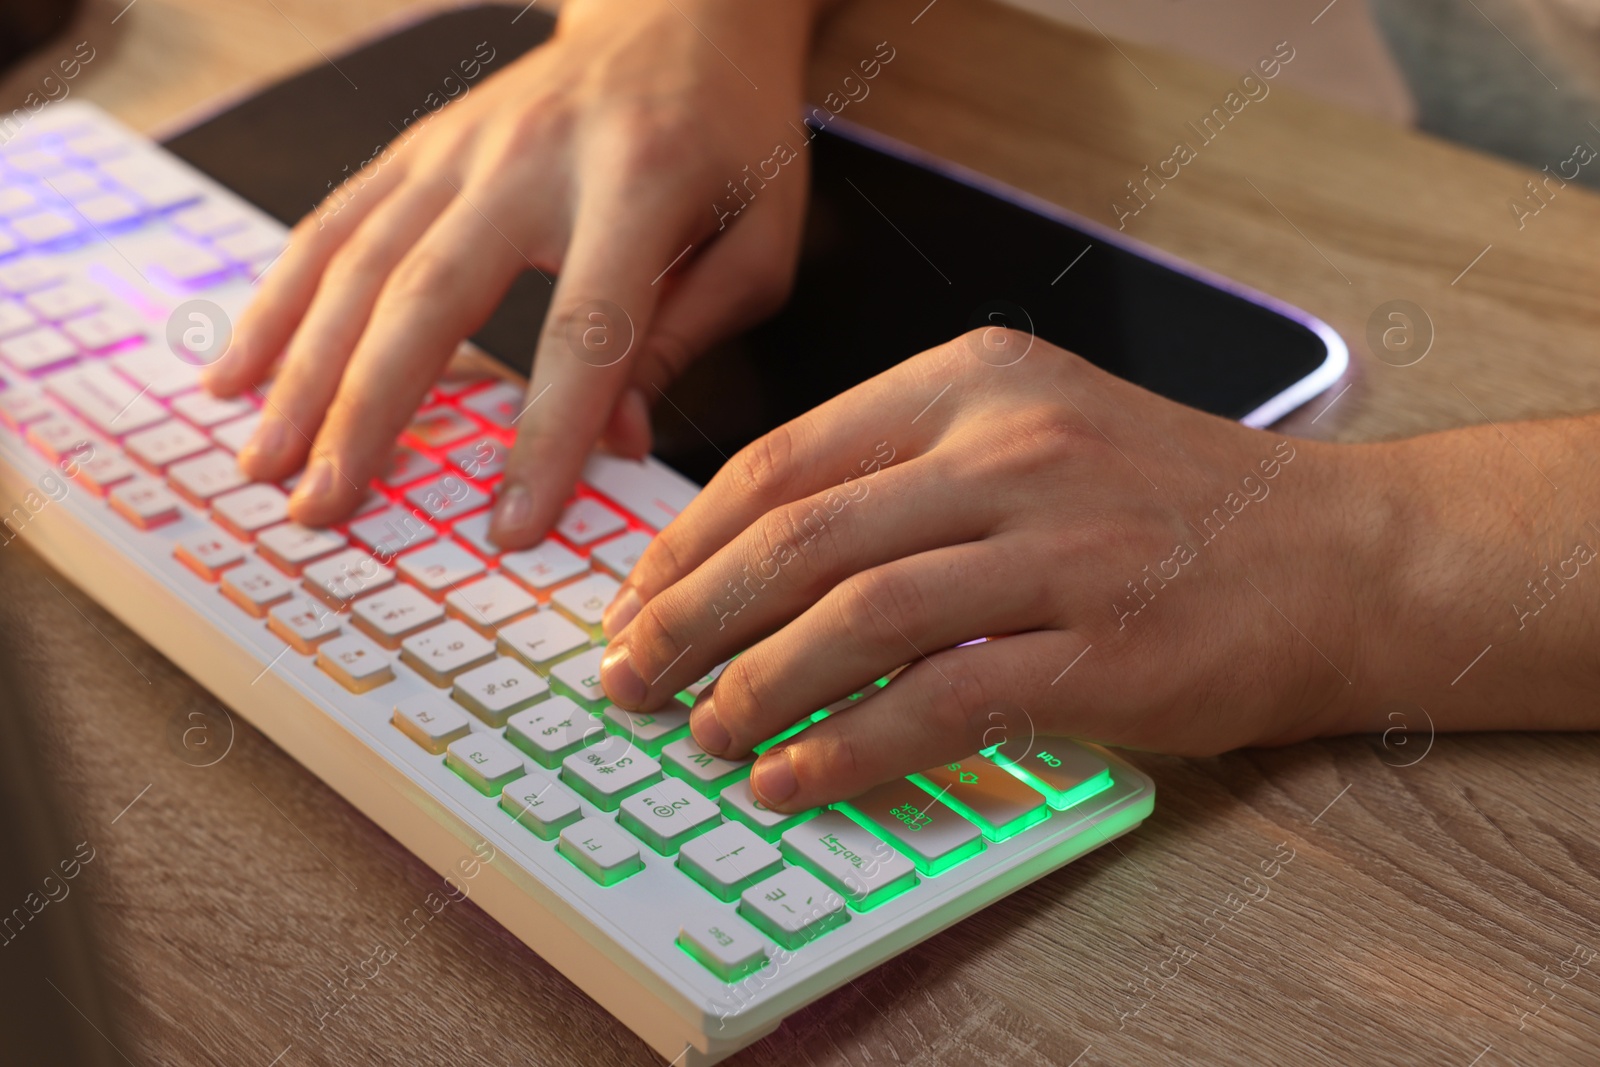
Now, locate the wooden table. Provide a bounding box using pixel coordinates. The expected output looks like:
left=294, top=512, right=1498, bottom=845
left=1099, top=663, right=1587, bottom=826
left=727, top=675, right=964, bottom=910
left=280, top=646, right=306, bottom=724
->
left=5, top=0, right=1600, bottom=1063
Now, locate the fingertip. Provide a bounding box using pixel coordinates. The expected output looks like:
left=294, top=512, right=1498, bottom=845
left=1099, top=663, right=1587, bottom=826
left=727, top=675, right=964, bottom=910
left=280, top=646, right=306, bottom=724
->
left=487, top=481, right=540, bottom=550
left=286, top=457, right=358, bottom=527
left=750, top=746, right=800, bottom=810
left=598, top=387, right=652, bottom=459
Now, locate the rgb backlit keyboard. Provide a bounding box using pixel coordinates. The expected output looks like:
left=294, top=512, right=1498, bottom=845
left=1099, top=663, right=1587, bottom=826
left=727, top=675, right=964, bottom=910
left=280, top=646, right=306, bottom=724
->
left=0, top=102, right=1155, bottom=1064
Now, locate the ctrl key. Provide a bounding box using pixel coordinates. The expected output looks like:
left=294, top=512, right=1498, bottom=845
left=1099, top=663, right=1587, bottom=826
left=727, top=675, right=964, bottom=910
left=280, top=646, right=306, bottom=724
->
left=678, top=910, right=768, bottom=982
left=557, top=817, right=644, bottom=887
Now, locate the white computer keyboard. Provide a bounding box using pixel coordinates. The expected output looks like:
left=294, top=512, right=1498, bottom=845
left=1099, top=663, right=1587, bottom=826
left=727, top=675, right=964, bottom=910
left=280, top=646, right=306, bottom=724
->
left=0, top=101, right=1155, bottom=1064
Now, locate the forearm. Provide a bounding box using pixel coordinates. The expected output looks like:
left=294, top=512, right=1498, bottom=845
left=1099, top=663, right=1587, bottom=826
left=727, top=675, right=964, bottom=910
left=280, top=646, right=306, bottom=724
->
left=1352, top=413, right=1600, bottom=733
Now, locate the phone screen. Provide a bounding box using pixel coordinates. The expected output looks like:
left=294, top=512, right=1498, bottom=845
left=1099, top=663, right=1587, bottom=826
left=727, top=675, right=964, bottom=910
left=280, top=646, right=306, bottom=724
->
left=163, top=4, right=1336, bottom=484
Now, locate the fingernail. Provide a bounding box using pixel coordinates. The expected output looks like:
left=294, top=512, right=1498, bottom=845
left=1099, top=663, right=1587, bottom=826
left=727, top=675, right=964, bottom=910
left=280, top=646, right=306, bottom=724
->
left=599, top=643, right=647, bottom=710
left=237, top=417, right=287, bottom=469
left=289, top=459, right=334, bottom=508
left=602, top=585, right=642, bottom=639
left=690, top=693, right=731, bottom=756
left=751, top=748, right=798, bottom=807
left=490, top=482, right=533, bottom=545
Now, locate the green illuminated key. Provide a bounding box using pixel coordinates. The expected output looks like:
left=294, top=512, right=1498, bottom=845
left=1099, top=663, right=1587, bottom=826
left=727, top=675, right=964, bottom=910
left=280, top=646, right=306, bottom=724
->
left=499, top=770, right=583, bottom=840
left=560, top=735, right=661, bottom=811
left=678, top=909, right=768, bottom=982
left=838, top=779, right=984, bottom=876
left=445, top=732, right=526, bottom=796
left=677, top=822, right=783, bottom=902
left=780, top=811, right=916, bottom=911
left=986, top=737, right=1114, bottom=810
left=738, top=866, right=848, bottom=950
left=558, top=817, right=644, bottom=886
left=720, top=778, right=816, bottom=841
left=505, top=696, right=605, bottom=768
left=602, top=704, right=690, bottom=755
left=617, top=777, right=721, bottom=854
left=910, top=755, right=1048, bottom=842
left=661, top=735, right=750, bottom=796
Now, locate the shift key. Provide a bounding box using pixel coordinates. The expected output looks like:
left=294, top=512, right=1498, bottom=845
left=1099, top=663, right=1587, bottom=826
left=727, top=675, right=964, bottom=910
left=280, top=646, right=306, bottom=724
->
left=910, top=755, right=1048, bottom=842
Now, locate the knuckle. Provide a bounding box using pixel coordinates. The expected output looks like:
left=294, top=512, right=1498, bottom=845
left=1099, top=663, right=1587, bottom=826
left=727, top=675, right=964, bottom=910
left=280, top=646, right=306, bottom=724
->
left=727, top=424, right=798, bottom=502
left=711, top=657, right=778, bottom=746
left=324, top=237, right=392, bottom=289
left=836, top=568, right=928, bottom=650
left=384, top=245, right=454, bottom=304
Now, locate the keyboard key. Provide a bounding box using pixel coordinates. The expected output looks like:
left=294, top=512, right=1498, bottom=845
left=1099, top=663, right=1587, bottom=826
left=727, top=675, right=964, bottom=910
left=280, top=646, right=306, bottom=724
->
left=560, top=735, right=661, bottom=810
left=25, top=414, right=92, bottom=464
left=497, top=611, right=589, bottom=671
left=591, top=530, right=652, bottom=580
left=110, top=344, right=201, bottom=398
left=99, top=154, right=204, bottom=210
left=209, top=410, right=262, bottom=453
left=256, top=522, right=348, bottom=575
left=108, top=476, right=179, bottom=528
left=720, top=778, right=817, bottom=842
left=987, top=737, right=1114, bottom=810
left=166, top=449, right=247, bottom=504
left=399, top=619, right=496, bottom=685
left=677, top=822, right=784, bottom=903
left=838, top=778, right=984, bottom=876
left=395, top=539, right=485, bottom=597
left=617, top=776, right=721, bottom=854
left=404, top=473, right=489, bottom=523
left=499, top=770, right=583, bottom=839
left=266, top=595, right=342, bottom=653
left=445, top=732, right=526, bottom=796
left=551, top=571, right=621, bottom=628
left=457, top=380, right=522, bottom=427
left=449, top=511, right=500, bottom=559
left=678, top=910, right=768, bottom=982
left=582, top=452, right=697, bottom=532
left=556, top=497, right=626, bottom=546
left=350, top=584, right=446, bottom=648
left=444, top=574, right=536, bottom=634
left=0, top=259, right=66, bottom=292
left=558, top=817, right=643, bottom=887
left=661, top=736, right=752, bottom=797
left=685, top=660, right=730, bottom=700
left=911, top=756, right=1049, bottom=842
left=0, top=386, right=52, bottom=428
left=780, top=811, right=917, bottom=911
left=302, top=547, right=395, bottom=606
left=74, top=195, right=141, bottom=228
left=25, top=281, right=100, bottom=320
left=169, top=390, right=252, bottom=428
left=60, top=307, right=142, bottom=350
left=211, top=482, right=289, bottom=538
left=601, top=704, right=690, bottom=756
left=505, top=696, right=605, bottom=768
left=407, top=406, right=478, bottom=447
left=451, top=656, right=548, bottom=726
left=737, top=866, right=848, bottom=950
left=549, top=644, right=607, bottom=706
left=390, top=692, right=471, bottom=755
left=213, top=223, right=284, bottom=263
left=349, top=505, right=437, bottom=561
left=173, top=523, right=246, bottom=581
left=75, top=448, right=136, bottom=495
left=43, top=363, right=166, bottom=434
left=0, top=300, right=35, bottom=337
left=378, top=444, right=440, bottom=487
left=0, top=187, right=39, bottom=218
left=1, top=325, right=76, bottom=372
left=315, top=632, right=394, bottom=693
left=170, top=200, right=248, bottom=238
left=219, top=560, right=293, bottom=617
left=500, top=538, right=587, bottom=592
left=124, top=419, right=209, bottom=470
left=12, top=211, right=78, bottom=245
left=445, top=436, right=505, bottom=479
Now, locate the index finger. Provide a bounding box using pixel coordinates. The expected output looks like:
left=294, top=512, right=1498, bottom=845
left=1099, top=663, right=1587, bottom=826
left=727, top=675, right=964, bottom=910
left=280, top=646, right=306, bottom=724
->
left=487, top=180, right=698, bottom=550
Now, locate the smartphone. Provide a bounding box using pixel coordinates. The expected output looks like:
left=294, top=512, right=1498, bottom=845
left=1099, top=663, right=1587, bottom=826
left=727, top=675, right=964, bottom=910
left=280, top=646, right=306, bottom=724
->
left=161, top=3, right=1344, bottom=484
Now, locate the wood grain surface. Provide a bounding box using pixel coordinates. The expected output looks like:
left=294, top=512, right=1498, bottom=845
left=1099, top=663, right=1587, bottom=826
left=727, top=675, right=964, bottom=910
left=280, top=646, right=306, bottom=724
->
left=4, top=0, right=1600, bottom=1064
